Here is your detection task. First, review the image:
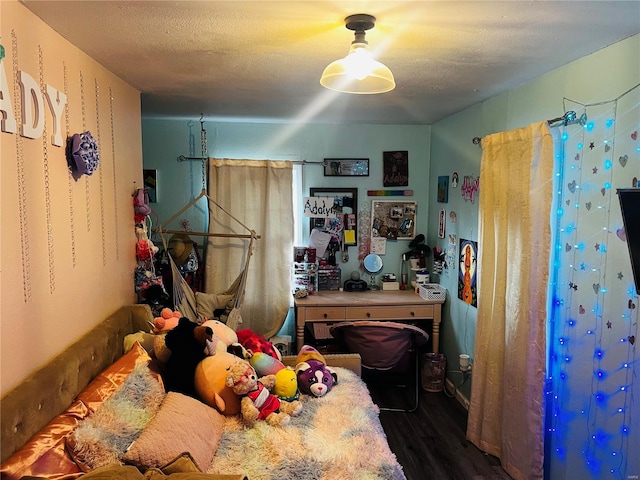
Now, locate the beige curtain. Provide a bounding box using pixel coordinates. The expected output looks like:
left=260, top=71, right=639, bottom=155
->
left=206, top=159, right=293, bottom=338
left=466, top=122, right=553, bottom=480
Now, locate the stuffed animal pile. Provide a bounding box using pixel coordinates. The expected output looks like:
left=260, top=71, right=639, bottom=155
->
left=145, top=320, right=339, bottom=427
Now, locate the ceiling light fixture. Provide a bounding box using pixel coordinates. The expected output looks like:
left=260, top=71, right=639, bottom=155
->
left=320, top=14, right=395, bottom=95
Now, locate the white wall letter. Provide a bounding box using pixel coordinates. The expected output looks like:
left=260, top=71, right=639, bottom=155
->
left=45, top=85, right=67, bottom=147
left=19, top=71, right=44, bottom=139
left=0, top=61, right=17, bottom=134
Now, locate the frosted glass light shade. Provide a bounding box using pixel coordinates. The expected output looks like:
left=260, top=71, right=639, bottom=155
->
left=320, top=43, right=395, bottom=94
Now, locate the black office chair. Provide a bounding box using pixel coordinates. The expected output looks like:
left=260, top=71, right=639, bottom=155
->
left=330, top=321, right=429, bottom=412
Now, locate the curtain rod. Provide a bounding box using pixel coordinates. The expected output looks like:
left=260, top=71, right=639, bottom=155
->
left=176, top=155, right=324, bottom=165
left=471, top=110, right=589, bottom=145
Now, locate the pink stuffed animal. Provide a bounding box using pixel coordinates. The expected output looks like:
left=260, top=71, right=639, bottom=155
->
left=153, top=308, right=181, bottom=333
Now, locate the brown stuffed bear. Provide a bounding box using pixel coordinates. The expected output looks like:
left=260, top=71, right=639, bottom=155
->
left=225, top=359, right=302, bottom=427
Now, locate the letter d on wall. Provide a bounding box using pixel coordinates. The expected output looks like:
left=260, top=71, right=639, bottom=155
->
left=19, top=71, right=44, bottom=139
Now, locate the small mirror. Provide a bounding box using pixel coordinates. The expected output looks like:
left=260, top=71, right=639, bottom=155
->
left=363, top=253, right=383, bottom=290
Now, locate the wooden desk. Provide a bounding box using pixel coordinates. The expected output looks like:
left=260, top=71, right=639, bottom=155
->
left=294, top=290, right=444, bottom=353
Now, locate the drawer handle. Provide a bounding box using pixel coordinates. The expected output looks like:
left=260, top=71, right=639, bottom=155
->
left=323, top=313, right=328, bottom=319
left=410, top=311, right=415, bottom=316
left=366, top=312, right=371, bottom=318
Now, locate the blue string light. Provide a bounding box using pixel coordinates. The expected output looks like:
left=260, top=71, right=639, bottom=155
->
left=547, top=95, right=638, bottom=479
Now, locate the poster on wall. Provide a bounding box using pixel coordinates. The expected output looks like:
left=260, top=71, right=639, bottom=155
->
left=458, top=238, right=478, bottom=307
left=437, top=176, right=449, bottom=203
left=382, top=151, right=409, bottom=187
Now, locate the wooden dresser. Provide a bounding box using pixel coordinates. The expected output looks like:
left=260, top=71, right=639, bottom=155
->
left=294, top=290, right=445, bottom=353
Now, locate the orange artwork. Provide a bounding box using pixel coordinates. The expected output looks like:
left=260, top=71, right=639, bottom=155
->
left=458, top=239, right=477, bottom=307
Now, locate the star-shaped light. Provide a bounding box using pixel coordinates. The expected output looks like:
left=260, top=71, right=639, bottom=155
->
left=593, top=166, right=598, bottom=174
left=595, top=243, right=600, bottom=251
left=589, top=142, right=595, bottom=150
left=580, top=263, right=587, bottom=270
left=618, top=272, right=624, bottom=280
left=606, top=320, right=612, bottom=329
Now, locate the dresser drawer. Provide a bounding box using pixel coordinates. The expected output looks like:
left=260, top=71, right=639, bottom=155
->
left=346, top=305, right=433, bottom=320
left=304, top=306, right=346, bottom=321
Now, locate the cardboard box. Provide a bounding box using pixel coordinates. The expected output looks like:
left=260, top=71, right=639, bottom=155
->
left=382, top=281, right=400, bottom=290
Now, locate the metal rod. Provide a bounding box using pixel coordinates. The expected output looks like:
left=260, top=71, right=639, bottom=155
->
left=158, top=228, right=261, bottom=239
left=177, top=155, right=324, bottom=165
left=472, top=110, right=589, bottom=144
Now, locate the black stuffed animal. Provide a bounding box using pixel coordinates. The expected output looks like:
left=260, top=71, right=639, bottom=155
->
left=162, top=317, right=215, bottom=397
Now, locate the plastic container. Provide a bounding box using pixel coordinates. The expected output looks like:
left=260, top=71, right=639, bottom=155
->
left=422, top=353, right=446, bottom=392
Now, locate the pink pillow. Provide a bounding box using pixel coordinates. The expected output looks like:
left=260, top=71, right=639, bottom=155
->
left=124, top=392, right=224, bottom=471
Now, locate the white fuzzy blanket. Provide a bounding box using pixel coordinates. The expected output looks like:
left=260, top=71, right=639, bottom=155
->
left=208, top=367, right=406, bottom=480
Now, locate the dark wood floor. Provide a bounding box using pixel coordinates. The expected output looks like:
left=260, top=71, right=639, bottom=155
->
left=367, top=380, right=513, bottom=480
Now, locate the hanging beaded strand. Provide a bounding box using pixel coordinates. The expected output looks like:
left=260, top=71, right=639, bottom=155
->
left=12, top=30, right=32, bottom=302
left=94, top=78, right=107, bottom=266
left=63, top=62, right=77, bottom=267
left=109, top=87, right=120, bottom=260
left=80, top=70, right=92, bottom=232
left=38, top=45, right=56, bottom=294
left=201, top=114, right=207, bottom=192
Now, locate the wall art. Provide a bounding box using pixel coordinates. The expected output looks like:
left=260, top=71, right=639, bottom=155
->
left=323, top=158, right=369, bottom=176
left=458, top=238, right=478, bottom=307
left=438, top=209, right=446, bottom=238
left=308, top=187, right=358, bottom=246
left=382, top=151, right=409, bottom=187
left=143, top=169, right=158, bottom=202
left=437, top=175, right=449, bottom=203
left=371, top=200, right=417, bottom=241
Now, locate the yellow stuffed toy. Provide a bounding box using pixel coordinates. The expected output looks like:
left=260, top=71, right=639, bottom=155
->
left=225, top=359, right=302, bottom=427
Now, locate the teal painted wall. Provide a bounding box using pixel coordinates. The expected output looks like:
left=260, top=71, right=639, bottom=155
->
left=142, top=121, right=430, bottom=334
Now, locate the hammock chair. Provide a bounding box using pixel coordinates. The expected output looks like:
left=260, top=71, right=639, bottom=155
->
left=157, top=188, right=260, bottom=330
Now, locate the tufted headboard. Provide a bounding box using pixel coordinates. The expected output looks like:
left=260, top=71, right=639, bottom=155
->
left=0, top=304, right=153, bottom=463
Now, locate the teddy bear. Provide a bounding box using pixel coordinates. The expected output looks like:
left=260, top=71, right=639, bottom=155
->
left=162, top=317, right=217, bottom=397
left=295, top=345, right=338, bottom=398
left=225, top=359, right=302, bottom=427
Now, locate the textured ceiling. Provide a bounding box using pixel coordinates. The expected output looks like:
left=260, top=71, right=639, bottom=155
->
left=20, top=0, right=640, bottom=125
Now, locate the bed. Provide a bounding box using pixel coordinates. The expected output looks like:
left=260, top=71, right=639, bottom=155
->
left=0, top=305, right=406, bottom=480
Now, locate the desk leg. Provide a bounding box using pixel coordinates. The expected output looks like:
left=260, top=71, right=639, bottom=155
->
left=432, top=304, right=442, bottom=353
left=295, top=308, right=305, bottom=353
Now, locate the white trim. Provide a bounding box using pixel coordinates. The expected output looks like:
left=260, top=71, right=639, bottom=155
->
left=445, top=378, right=470, bottom=410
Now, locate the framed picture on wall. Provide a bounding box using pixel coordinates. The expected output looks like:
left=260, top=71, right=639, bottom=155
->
left=383, top=151, right=409, bottom=186
left=308, top=187, right=358, bottom=246
left=323, top=158, right=369, bottom=176
left=438, top=209, right=446, bottom=238
left=371, top=200, right=417, bottom=240
left=143, top=169, right=158, bottom=202
left=437, top=175, right=449, bottom=203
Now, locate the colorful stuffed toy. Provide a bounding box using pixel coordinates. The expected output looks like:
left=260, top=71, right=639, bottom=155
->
left=162, top=318, right=217, bottom=397
left=237, top=329, right=281, bottom=360
left=225, top=360, right=301, bottom=427
left=250, top=351, right=285, bottom=377
left=273, top=366, right=300, bottom=401
left=295, top=345, right=338, bottom=398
